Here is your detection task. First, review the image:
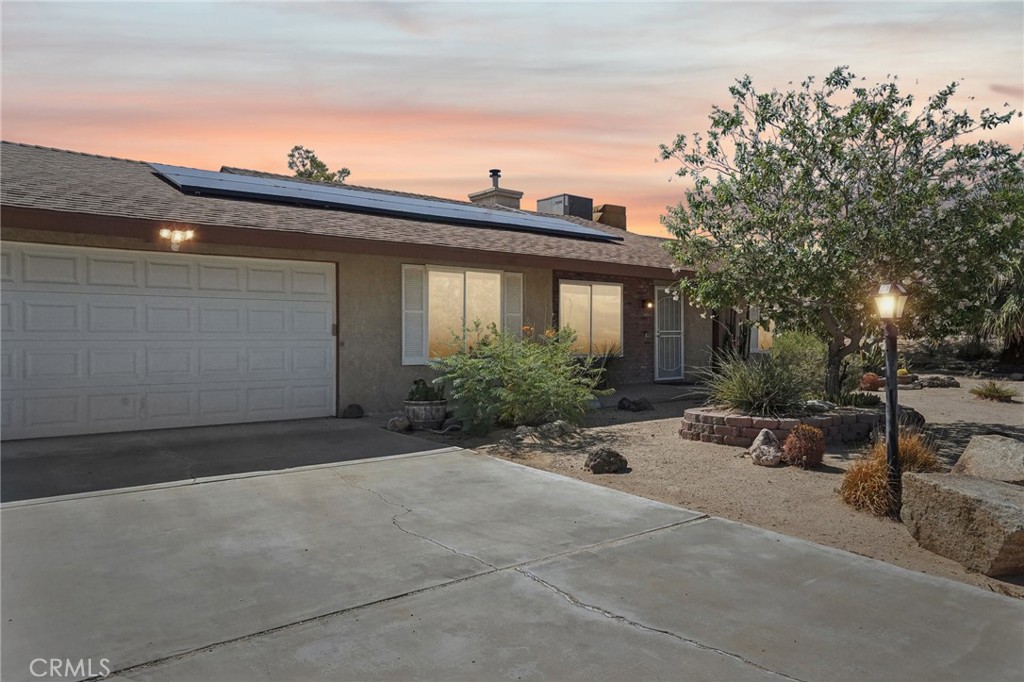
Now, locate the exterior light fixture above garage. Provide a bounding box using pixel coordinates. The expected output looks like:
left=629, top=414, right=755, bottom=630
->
left=158, top=227, right=195, bottom=251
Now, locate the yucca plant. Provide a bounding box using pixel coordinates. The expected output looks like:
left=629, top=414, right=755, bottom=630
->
left=702, top=350, right=805, bottom=417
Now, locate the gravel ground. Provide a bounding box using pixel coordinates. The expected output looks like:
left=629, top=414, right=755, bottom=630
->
left=419, top=377, right=1024, bottom=598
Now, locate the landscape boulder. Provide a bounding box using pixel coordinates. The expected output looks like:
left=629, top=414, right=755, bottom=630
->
left=585, top=448, right=629, bottom=474
left=748, top=429, right=783, bottom=467
left=951, top=435, right=1024, bottom=485
left=902, top=472, right=1024, bottom=577
left=386, top=416, right=412, bottom=433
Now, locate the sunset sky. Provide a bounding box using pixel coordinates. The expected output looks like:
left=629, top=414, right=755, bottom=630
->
left=3, top=2, right=1022, bottom=237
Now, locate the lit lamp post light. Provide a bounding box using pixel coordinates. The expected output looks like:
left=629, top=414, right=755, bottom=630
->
left=158, top=228, right=195, bottom=252
left=873, top=282, right=910, bottom=514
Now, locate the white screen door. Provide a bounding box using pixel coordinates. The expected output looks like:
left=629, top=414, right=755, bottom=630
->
left=655, top=286, right=684, bottom=381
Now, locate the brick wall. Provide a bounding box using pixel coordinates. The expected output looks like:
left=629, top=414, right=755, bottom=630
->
left=552, top=271, right=654, bottom=386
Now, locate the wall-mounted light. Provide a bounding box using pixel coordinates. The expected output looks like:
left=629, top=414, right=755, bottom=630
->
left=642, top=299, right=654, bottom=310
left=158, top=228, right=195, bottom=252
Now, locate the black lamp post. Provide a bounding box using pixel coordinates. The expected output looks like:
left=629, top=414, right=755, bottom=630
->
left=873, top=283, right=910, bottom=514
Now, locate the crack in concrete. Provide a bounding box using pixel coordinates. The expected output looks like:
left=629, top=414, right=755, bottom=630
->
left=515, top=567, right=809, bottom=682
left=335, top=471, right=496, bottom=569
left=163, top=450, right=198, bottom=483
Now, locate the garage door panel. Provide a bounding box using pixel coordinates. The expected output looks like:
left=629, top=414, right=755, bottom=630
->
left=1, top=243, right=336, bottom=440
left=23, top=250, right=81, bottom=285
left=87, top=255, right=139, bottom=287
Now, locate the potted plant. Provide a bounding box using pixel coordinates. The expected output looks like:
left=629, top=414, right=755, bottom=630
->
left=404, top=379, right=448, bottom=429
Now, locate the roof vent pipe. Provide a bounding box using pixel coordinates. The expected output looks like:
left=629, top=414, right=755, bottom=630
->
left=489, top=169, right=501, bottom=188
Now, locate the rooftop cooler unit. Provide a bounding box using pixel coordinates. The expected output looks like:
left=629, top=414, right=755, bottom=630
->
left=537, top=194, right=594, bottom=220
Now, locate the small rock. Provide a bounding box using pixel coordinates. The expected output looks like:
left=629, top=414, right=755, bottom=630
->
left=1010, top=373, right=1024, bottom=382
left=749, top=429, right=783, bottom=467
left=386, top=416, right=411, bottom=433
left=804, top=400, right=835, bottom=413
left=537, top=422, right=562, bottom=439
left=617, top=397, right=635, bottom=411
left=899, top=406, right=926, bottom=430
left=341, top=404, right=364, bottom=419
left=631, top=397, right=654, bottom=412
left=550, top=419, right=579, bottom=436
left=586, top=448, right=629, bottom=474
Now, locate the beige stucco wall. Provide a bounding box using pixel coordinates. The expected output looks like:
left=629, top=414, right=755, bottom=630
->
left=335, top=252, right=552, bottom=414
left=1, top=228, right=554, bottom=415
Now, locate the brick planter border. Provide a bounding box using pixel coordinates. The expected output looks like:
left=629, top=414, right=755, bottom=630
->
left=679, top=406, right=880, bottom=446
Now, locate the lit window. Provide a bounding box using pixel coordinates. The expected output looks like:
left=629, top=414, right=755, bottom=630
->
left=402, top=265, right=523, bottom=365
left=558, top=281, right=623, bottom=355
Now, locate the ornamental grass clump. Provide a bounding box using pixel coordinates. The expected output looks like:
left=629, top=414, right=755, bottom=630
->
left=703, top=351, right=805, bottom=417
left=840, top=432, right=941, bottom=517
left=782, top=424, right=825, bottom=468
left=969, top=379, right=1019, bottom=403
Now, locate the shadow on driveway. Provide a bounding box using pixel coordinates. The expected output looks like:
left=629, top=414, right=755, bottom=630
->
left=1, top=418, right=442, bottom=503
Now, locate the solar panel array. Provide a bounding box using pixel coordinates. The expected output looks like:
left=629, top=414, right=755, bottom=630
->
left=149, top=164, right=623, bottom=243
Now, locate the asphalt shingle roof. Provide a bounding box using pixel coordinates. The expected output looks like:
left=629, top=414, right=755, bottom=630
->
left=1, top=142, right=677, bottom=272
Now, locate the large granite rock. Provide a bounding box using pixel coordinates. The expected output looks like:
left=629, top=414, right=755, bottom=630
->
left=951, top=435, right=1024, bottom=485
left=902, top=472, right=1024, bottom=577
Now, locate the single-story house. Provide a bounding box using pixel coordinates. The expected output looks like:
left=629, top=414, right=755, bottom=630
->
left=0, top=141, right=713, bottom=440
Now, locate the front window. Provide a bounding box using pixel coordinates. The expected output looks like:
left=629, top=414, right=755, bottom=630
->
left=427, top=268, right=502, bottom=357
left=402, top=264, right=522, bottom=365
left=558, top=281, right=623, bottom=355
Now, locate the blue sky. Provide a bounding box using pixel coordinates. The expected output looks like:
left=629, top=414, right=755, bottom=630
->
left=3, top=2, right=1021, bottom=235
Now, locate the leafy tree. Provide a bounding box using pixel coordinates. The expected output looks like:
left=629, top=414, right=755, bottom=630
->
left=287, top=145, right=350, bottom=183
left=660, top=67, right=1024, bottom=398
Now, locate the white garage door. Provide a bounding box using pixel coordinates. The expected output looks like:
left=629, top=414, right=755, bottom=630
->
left=1, top=243, right=337, bottom=440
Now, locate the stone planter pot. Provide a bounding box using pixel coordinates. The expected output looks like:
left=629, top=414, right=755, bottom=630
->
left=404, top=400, right=448, bottom=430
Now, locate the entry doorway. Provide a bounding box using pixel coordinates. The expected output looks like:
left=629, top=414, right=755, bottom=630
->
left=654, top=284, right=684, bottom=381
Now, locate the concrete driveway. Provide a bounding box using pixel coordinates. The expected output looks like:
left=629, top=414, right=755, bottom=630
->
left=2, top=449, right=1021, bottom=681
left=1, top=418, right=441, bottom=502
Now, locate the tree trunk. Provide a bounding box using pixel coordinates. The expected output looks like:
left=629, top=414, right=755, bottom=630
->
left=825, top=340, right=856, bottom=400
left=825, top=356, right=843, bottom=400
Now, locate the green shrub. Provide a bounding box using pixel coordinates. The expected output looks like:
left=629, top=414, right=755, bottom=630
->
left=704, top=351, right=805, bottom=417
left=969, top=379, right=1019, bottom=403
left=430, top=324, right=609, bottom=435
left=770, top=331, right=826, bottom=399
left=782, top=424, right=825, bottom=468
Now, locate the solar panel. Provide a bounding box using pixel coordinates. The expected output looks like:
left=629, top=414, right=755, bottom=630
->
left=149, top=163, right=624, bottom=243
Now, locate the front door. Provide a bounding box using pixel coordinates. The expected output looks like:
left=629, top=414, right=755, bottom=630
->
left=655, top=286, right=684, bottom=381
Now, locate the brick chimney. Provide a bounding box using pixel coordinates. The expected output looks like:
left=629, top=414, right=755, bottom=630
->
left=593, top=204, right=627, bottom=230
left=468, top=169, right=523, bottom=209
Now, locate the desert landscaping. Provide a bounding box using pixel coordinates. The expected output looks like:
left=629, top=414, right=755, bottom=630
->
left=414, top=376, right=1024, bottom=598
